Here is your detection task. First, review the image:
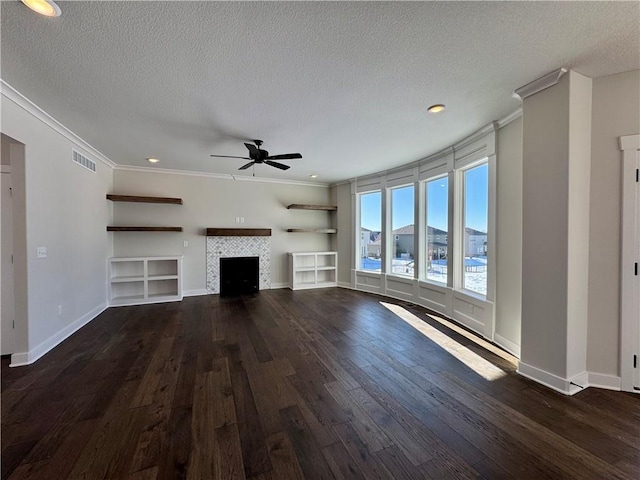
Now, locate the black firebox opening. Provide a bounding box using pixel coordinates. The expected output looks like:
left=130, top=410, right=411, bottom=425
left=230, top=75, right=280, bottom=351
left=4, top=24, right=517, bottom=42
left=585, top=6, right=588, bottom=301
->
left=220, top=256, right=259, bottom=296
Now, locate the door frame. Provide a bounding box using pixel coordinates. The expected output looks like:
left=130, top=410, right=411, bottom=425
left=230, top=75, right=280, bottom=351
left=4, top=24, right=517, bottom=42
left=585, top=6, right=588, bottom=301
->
left=619, top=134, right=640, bottom=393
left=1, top=164, right=16, bottom=354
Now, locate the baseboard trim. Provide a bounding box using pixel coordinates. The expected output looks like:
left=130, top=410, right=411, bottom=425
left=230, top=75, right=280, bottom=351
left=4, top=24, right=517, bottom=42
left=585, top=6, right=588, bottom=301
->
left=337, top=281, right=353, bottom=289
left=517, top=362, right=577, bottom=395
left=587, top=372, right=621, bottom=391
left=494, top=333, right=521, bottom=358
left=183, top=289, right=209, bottom=297
left=270, top=283, right=289, bottom=290
left=10, top=303, right=108, bottom=367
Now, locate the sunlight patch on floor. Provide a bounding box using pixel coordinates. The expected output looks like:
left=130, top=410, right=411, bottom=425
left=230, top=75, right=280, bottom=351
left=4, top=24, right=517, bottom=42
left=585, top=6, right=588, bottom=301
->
left=424, top=312, right=518, bottom=366
left=380, top=302, right=509, bottom=381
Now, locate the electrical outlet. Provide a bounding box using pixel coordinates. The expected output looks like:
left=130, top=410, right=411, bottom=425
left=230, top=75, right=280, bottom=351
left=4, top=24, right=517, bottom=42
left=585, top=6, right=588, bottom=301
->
left=235, top=216, right=240, bottom=223
left=36, top=247, right=47, bottom=258
left=183, top=241, right=188, bottom=247
left=57, top=305, right=62, bottom=316
left=240, top=217, right=245, bottom=223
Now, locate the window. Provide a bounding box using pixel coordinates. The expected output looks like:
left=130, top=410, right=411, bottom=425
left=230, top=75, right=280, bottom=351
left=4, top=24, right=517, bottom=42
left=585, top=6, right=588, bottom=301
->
left=390, top=185, right=414, bottom=276
left=425, top=176, right=448, bottom=284
left=359, top=191, right=381, bottom=271
left=462, top=163, right=488, bottom=295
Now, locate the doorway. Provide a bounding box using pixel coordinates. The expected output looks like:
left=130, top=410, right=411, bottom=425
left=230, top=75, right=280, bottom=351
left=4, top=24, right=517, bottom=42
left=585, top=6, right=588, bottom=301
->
left=1, top=133, right=26, bottom=360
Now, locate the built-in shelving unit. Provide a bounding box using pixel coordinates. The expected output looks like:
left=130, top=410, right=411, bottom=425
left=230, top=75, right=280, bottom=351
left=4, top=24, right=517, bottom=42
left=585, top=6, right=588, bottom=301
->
left=108, top=256, right=182, bottom=306
left=289, top=252, right=337, bottom=290
left=286, top=204, right=337, bottom=233
left=107, top=194, right=183, bottom=204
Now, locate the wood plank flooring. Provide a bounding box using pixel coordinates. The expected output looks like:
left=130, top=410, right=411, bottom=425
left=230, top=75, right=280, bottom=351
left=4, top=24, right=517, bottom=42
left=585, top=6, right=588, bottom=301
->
left=2, top=288, right=639, bottom=479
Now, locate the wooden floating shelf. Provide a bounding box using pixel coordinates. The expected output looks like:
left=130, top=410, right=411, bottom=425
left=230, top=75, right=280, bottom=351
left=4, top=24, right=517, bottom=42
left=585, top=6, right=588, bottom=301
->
left=287, top=228, right=338, bottom=233
left=107, top=226, right=183, bottom=232
left=206, top=228, right=272, bottom=237
left=107, top=194, right=183, bottom=205
left=287, top=204, right=337, bottom=211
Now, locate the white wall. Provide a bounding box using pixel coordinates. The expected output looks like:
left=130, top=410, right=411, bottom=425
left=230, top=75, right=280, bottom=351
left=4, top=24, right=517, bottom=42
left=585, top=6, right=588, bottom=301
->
left=588, top=70, right=640, bottom=376
left=520, top=74, right=571, bottom=379
left=495, top=116, right=523, bottom=354
left=1, top=91, right=113, bottom=364
left=111, top=169, right=332, bottom=292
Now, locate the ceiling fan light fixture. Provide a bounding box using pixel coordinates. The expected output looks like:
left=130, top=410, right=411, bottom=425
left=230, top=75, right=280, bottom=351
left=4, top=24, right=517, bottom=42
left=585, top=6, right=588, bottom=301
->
left=147, top=157, right=160, bottom=164
left=427, top=104, right=446, bottom=113
left=21, top=0, right=61, bottom=17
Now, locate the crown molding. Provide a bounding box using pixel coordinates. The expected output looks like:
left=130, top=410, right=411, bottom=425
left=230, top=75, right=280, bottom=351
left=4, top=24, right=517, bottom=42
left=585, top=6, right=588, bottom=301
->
left=453, top=122, right=497, bottom=153
left=513, top=68, right=567, bottom=101
left=496, top=108, right=522, bottom=129
left=114, top=164, right=329, bottom=188
left=0, top=80, right=117, bottom=169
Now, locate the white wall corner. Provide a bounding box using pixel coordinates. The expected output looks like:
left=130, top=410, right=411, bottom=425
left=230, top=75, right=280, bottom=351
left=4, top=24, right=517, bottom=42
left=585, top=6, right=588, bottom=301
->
left=270, top=282, right=289, bottom=290
left=10, top=303, right=108, bottom=367
left=513, top=68, right=568, bottom=101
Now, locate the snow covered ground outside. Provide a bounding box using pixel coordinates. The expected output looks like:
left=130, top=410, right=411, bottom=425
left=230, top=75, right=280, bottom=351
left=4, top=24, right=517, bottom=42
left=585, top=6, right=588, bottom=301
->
left=361, top=257, right=487, bottom=296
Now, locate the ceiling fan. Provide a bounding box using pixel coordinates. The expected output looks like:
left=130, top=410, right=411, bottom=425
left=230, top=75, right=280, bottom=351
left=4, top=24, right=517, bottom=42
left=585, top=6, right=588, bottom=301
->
left=210, top=139, right=302, bottom=171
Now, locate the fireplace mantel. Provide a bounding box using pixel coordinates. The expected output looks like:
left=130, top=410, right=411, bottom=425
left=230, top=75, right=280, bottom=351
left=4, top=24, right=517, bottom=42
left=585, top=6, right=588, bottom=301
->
left=206, top=228, right=271, bottom=237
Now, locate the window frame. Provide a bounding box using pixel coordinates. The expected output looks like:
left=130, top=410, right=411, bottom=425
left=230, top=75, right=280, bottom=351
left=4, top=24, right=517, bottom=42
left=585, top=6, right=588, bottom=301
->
left=421, top=173, right=451, bottom=286
left=356, top=189, right=382, bottom=273
left=455, top=158, right=490, bottom=298
left=387, top=183, right=416, bottom=278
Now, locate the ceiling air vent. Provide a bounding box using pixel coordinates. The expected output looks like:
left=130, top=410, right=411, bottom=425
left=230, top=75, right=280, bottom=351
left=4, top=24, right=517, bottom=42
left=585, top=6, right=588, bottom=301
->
left=72, top=149, right=96, bottom=173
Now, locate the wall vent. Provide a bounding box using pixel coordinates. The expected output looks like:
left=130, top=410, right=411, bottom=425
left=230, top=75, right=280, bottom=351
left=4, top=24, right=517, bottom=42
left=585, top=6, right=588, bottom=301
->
left=72, top=149, right=96, bottom=173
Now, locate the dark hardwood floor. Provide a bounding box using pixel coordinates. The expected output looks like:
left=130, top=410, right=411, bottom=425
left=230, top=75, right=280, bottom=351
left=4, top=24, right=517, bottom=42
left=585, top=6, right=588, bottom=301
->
left=2, top=288, right=639, bottom=479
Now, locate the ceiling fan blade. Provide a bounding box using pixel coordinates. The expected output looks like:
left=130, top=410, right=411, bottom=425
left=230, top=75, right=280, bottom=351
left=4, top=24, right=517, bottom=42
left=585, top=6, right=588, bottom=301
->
left=210, top=155, right=251, bottom=159
left=265, top=160, right=290, bottom=170
left=265, top=153, right=302, bottom=160
left=244, top=143, right=259, bottom=156
left=238, top=161, right=256, bottom=170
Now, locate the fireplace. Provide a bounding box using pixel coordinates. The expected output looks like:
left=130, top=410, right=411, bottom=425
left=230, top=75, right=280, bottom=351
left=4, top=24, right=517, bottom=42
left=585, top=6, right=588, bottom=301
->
left=206, top=228, right=271, bottom=294
left=220, top=256, right=259, bottom=296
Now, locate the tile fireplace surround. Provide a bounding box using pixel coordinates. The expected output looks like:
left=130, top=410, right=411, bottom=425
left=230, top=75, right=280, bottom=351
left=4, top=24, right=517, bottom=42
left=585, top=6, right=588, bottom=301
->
left=205, top=228, right=271, bottom=294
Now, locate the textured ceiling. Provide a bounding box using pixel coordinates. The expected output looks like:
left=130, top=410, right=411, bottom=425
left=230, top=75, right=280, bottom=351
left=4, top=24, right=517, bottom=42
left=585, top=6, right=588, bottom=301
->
left=2, top=1, right=639, bottom=184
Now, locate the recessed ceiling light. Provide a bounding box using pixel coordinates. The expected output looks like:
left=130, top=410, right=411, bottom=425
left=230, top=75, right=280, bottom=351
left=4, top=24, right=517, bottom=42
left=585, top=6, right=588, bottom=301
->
left=310, top=173, right=318, bottom=178
left=21, top=0, right=61, bottom=17
left=147, top=158, right=159, bottom=164
left=427, top=104, right=446, bottom=113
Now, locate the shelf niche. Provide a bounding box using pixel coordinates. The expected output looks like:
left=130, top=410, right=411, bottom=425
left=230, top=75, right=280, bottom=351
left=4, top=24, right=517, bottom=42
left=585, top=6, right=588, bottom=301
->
left=287, top=204, right=337, bottom=211
left=107, top=194, right=182, bottom=205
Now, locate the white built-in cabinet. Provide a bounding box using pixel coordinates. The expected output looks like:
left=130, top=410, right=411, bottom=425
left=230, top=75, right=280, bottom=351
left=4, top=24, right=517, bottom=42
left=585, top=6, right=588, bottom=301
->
left=288, top=252, right=337, bottom=290
left=108, top=256, right=182, bottom=306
